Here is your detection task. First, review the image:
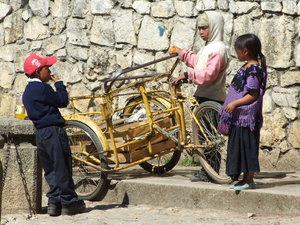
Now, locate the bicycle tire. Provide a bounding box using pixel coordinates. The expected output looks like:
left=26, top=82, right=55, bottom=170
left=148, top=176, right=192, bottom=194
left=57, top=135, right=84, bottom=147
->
left=64, top=120, right=109, bottom=201
left=191, top=101, right=232, bottom=184
left=123, top=96, right=181, bottom=174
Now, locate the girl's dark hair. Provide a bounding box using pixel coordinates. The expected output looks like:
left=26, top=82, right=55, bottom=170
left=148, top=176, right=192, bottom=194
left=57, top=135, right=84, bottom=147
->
left=234, top=33, right=266, bottom=70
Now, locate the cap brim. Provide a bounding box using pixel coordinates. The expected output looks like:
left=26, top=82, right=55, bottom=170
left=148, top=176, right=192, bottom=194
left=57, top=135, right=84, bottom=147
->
left=45, top=56, right=57, bottom=66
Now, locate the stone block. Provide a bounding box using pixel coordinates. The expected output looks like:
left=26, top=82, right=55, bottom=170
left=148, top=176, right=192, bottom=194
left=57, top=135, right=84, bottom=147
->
left=196, top=0, right=217, bottom=11
left=276, top=150, right=300, bottom=171
left=260, top=108, right=287, bottom=147
left=29, top=0, right=49, bottom=17
left=262, top=90, right=275, bottom=113
left=133, top=1, right=151, bottom=15
left=90, top=16, right=115, bottom=47
left=0, top=62, right=15, bottom=89
left=282, top=1, right=297, bottom=15
left=24, top=17, right=50, bottom=41
left=170, top=18, right=196, bottom=50
left=90, top=0, right=115, bottom=15
left=66, top=44, right=88, bottom=61
left=271, top=87, right=299, bottom=108
left=288, top=120, right=300, bottom=149
left=68, top=83, right=92, bottom=113
left=282, top=107, right=297, bottom=121
left=261, top=2, right=282, bottom=12
left=174, top=1, right=196, bottom=17
left=0, top=3, right=12, bottom=21
left=217, top=0, right=229, bottom=11
left=71, top=0, right=88, bottom=18
left=137, top=16, right=169, bottom=51
left=51, top=0, right=69, bottom=18
left=112, top=10, right=136, bottom=45
left=3, top=11, right=23, bottom=44
left=22, top=9, right=32, bottom=22
left=295, top=44, right=300, bottom=67
left=258, top=16, right=295, bottom=69
left=280, top=71, right=300, bottom=87
left=151, top=0, right=175, bottom=18
left=43, top=34, right=67, bottom=54
left=0, top=25, right=4, bottom=46
left=133, top=50, right=154, bottom=66
left=229, top=1, right=259, bottom=14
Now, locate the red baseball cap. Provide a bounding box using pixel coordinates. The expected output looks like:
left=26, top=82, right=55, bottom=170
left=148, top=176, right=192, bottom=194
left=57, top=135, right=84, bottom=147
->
left=23, top=53, right=57, bottom=75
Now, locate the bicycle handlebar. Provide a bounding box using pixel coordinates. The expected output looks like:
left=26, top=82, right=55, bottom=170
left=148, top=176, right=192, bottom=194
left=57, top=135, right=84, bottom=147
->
left=104, top=53, right=178, bottom=93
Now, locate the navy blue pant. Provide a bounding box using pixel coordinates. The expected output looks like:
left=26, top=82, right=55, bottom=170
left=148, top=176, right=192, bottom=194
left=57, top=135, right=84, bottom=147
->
left=36, top=126, right=78, bottom=207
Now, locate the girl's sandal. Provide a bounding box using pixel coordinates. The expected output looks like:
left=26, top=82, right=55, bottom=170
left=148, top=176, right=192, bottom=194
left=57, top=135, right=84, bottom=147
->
left=233, top=182, right=255, bottom=191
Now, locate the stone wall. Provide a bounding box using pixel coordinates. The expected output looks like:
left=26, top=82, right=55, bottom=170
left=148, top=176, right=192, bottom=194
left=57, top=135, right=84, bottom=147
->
left=0, top=0, right=299, bottom=170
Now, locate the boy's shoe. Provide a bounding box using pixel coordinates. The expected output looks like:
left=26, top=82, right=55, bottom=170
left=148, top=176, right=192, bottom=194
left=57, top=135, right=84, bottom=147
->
left=61, top=200, right=86, bottom=216
left=229, top=181, right=243, bottom=189
left=47, top=203, right=62, bottom=216
left=233, top=182, right=255, bottom=191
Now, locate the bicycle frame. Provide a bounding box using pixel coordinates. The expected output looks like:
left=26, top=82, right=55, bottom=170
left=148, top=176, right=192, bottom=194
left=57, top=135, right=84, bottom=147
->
left=65, top=55, right=216, bottom=172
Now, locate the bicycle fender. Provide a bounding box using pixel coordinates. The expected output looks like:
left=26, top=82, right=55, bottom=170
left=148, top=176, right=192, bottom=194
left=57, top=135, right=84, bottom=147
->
left=63, top=114, right=109, bottom=151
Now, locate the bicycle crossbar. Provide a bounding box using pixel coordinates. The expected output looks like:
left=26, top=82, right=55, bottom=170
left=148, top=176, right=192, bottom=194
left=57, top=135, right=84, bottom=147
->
left=104, top=54, right=178, bottom=93
left=151, top=106, right=180, bottom=116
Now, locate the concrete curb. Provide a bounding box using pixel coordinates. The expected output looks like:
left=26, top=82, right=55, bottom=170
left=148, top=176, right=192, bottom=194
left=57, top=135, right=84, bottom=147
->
left=103, top=167, right=300, bottom=216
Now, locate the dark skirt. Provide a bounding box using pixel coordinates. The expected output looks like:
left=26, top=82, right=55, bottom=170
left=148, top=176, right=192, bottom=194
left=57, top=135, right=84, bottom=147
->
left=226, top=126, right=260, bottom=180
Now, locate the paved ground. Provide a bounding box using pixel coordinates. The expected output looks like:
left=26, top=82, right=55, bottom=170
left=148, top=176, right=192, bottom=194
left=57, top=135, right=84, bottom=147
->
left=2, top=201, right=300, bottom=225
left=2, top=166, right=300, bottom=224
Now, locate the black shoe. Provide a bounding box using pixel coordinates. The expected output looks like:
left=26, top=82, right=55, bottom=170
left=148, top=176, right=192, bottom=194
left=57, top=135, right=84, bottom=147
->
left=62, top=200, right=86, bottom=216
left=47, top=203, right=62, bottom=216
left=189, top=169, right=212, bottom=182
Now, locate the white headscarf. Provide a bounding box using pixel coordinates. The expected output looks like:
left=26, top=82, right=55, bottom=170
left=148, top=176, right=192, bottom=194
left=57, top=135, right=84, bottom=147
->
left=205, top=11, right=224, bottom=43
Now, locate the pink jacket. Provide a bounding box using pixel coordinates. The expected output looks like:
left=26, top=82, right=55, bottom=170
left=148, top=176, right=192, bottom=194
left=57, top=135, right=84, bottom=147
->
left=179, top=48, right=226, bottom=85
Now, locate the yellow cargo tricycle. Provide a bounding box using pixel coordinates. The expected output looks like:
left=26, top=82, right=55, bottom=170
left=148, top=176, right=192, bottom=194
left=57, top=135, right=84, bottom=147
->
left=63, top=54, right=231, bottom=201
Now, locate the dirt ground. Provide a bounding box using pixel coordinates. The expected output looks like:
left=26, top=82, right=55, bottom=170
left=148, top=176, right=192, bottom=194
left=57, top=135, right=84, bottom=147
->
left=2, top=201, right=300, bottom=225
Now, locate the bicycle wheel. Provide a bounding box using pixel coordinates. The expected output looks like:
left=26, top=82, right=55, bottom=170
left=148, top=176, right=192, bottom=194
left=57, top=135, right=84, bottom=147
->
left=64, top=120, right=109, bottom=201
left=191, top=101, right=231, bottom=184
left=123, top=96, right=181, bottom=174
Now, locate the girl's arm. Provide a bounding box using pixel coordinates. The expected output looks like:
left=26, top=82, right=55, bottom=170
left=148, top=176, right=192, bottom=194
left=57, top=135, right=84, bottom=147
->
left=224, top=90, right=259, bottom=114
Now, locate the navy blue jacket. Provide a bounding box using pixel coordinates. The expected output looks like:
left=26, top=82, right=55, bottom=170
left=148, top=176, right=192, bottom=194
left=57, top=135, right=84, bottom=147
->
left=23, top=80, right=69, bottom=129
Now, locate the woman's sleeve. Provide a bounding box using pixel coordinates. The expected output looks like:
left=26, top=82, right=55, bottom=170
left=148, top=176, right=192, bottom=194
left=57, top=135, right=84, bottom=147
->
left=187, top=53, right=225, bottom=85
left=178, top=48, right=198, bottom=68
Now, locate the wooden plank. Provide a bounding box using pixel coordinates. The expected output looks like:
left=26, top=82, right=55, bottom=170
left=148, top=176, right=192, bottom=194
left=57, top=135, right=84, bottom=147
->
left=130, top=139, right=177, bottom=162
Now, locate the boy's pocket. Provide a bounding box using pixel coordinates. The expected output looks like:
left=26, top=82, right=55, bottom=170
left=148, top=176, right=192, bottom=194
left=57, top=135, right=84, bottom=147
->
left=37, top=127, right=53, bottom=140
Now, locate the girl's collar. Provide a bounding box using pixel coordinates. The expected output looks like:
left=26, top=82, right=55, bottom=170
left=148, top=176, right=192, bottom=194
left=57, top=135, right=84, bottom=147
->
left=241, top=62, right=260, bottom=70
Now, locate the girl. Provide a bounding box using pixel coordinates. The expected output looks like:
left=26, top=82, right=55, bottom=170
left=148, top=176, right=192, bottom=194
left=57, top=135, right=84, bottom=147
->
left=171, top=11, right=229, bottom=182
left=219, top=33, right=267, bottom=190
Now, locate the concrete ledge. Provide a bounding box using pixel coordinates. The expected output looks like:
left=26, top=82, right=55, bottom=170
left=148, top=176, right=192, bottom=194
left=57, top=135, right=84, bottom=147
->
left=103, top=168, right=300, bottom=216
left=0, top=118, right=42, bottom=215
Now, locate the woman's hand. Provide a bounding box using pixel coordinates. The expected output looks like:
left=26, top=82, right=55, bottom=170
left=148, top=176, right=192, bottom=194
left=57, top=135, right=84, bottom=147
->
left=168, top=46, right=182, bottom=55
left=171, top=74, right=186, bottom=85
left=224, top=102, right=237, bottom=114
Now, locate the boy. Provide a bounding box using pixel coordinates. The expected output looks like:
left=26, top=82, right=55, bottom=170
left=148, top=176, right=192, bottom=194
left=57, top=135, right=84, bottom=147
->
left=23, top=53, right=85, bottom=216
left=171, top=11, right=229, bottom=182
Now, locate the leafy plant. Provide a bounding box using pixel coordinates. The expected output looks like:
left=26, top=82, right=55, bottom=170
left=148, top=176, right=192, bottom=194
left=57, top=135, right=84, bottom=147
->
left=180, top=156, right=201, bottom=167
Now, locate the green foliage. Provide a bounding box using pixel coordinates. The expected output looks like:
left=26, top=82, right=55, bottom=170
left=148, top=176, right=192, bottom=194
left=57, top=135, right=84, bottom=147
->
left=180, top=156, right=201, bottom=167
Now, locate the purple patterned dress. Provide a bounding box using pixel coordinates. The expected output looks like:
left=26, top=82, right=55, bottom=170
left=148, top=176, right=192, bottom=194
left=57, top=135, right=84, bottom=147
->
left=220, top=64, right=267, bottom=179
